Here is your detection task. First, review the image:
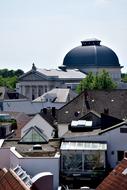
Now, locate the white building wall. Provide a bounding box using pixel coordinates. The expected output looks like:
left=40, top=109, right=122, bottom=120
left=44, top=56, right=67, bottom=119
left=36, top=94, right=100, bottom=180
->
left=58, top=124, right=69, bottom=138
left=32, top=102, right=65, bottom=110
left=21, top=114, right=54, bottom=139
left=19, top=156, right=59, bottom=190
left=0, top=146, right=60, bottom=190
left=10, top=147, right=21, bottom=168
left=17, top=81, right=60, bottom=100
left=3, top=100, right=38, bottom=115
left=0, top=148, right=10, bottom=169
left=65, top=124, right=127, bottom=168
left=3, top=100, right=65, bottom=115
left=81, top=67, right=121, bottom=82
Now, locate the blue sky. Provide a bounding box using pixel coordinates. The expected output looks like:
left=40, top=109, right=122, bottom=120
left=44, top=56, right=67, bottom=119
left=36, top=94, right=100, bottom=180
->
left=0, top=0, right=127, bottom=72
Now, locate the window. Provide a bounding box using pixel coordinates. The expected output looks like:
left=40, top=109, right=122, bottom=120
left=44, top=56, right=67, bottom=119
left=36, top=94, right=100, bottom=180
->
left=32, top=87, right=36, bottom=100
left=38, top=86, right=43, bottom=96
left=67, top=86, right=71, bottom=89
left=45, top=85, right=47, bottom=92
left=84, top=153, right=104, bottom=170
left=120, top=128, right=127, bottom=133
left=63, top=153, right=82, bottom=171
left=117, top=151, right=124, bottom=162
left=20, top=127, right=48, bottom=143
left=32, top=94, right=35, bottom=100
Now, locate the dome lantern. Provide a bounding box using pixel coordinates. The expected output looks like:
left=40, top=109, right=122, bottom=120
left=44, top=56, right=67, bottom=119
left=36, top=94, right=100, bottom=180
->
left=81, top=38, right=101, bottom=46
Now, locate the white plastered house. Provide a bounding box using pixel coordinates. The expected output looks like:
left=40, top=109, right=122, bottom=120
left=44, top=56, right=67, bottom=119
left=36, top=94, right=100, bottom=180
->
left=62, top=120, right=127, bottom=168
left=21, top=114, right=55, bottom=140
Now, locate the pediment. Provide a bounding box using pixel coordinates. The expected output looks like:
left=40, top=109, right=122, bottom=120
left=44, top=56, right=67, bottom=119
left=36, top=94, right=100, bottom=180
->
left=20, top=71, right=47, bottom=81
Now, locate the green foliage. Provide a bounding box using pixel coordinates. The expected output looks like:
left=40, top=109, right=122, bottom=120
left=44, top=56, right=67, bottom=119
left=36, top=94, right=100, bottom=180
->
left=0, top=76, right=6, bottom=86
left=11, top=119, right=17, bottom=130
left=0, top=68, right=24, bottom=89
left=15, top=69, right=24, bottom=77
left=121, top=73, right=127, bottom=83
left=5, top=76, right=18, bottom=89
left=0, top=76, right=18, bottom=89
left=76, top=70, right=117, bottom=94
left=0, top=69, right=24, bottom=78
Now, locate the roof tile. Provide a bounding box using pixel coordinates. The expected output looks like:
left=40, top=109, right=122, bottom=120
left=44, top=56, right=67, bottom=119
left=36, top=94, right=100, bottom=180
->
left=96, top=158, right=127, bottom=190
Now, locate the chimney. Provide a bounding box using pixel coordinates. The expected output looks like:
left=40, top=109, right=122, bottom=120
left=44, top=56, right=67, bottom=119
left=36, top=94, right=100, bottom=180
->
left=52, top=107, right=56, bottom=118
left=104, top=108, right=109, bottom=115
left=124, top=151, right=127, bottom=159
left=42, top=108, right=47, bottom=115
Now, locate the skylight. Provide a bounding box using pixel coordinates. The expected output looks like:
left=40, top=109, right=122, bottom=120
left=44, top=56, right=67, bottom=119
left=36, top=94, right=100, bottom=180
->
left=71, top=120, right=92, bottom=127
left=20, top=126, right=48, bottom=143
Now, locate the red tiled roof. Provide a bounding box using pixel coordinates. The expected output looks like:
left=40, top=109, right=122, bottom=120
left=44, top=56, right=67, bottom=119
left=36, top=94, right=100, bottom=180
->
left=0, top=168, right=6, bottom=178
left=0, top=111, right=32, bottom=138
left=0, top=168, right=30, bottom=190
left=96, top=158, right=127, bottom=190
left=12, top=112, right=32, bottom=138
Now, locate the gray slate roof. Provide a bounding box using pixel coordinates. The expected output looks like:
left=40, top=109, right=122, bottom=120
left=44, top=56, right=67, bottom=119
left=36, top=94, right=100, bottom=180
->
left=58, top=90, right=127, bottom=123
left=37, top=68, right=86, bottom=79
left=19, top=67, right=86, bottom=81
left=33, top=88, right=77, bottom=103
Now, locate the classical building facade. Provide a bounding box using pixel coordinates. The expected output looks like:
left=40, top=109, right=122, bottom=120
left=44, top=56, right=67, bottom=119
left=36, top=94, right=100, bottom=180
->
left=17, top=38, right=124, bottom=100
left=16, top=64, right=86, bottom=100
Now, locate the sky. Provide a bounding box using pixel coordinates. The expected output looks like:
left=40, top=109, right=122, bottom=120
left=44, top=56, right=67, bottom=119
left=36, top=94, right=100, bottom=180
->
left=0, top=0, right=127, bottom=73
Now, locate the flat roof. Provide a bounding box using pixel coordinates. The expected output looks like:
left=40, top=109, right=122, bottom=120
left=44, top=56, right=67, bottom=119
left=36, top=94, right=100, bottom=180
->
left=2, top=139, right=60, bottom=157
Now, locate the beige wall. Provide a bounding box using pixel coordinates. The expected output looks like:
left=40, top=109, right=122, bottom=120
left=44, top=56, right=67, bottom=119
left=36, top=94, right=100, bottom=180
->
left=17, top=81, right=60, bottom=100
left=81, top=67, right=121, bottom=82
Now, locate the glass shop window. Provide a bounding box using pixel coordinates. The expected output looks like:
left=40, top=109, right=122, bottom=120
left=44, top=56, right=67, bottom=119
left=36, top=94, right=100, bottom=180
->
left=84, top=153, right=104, bottom=170
left=63, top=153, right=82, bottom=171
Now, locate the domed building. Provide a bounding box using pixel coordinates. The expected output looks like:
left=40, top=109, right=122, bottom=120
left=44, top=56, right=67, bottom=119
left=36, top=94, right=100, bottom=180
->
left=60, top=38, right=123, bottom=82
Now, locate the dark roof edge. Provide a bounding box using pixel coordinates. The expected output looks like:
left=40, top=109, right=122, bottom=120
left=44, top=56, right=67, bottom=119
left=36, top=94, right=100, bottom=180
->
left=99, top=120, right=127, bottom=135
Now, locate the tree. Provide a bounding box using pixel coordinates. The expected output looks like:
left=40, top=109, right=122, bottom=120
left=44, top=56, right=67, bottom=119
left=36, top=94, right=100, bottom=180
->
left=5, top=76, right=18, bottom=89
left=0, top=76, right=6, bottom=86
left=0, top=68, right=24, bottom=89
left=99, top=70, right=117, bottom=89
left=0, top=68, right=24, bottom=78
left=76, top=70, right=117, bottom=94
left=15, top=69, right=24, bottom=77
left=121, top=73, right=127, bottom=83
left=0, top=76, right=18, bottom=89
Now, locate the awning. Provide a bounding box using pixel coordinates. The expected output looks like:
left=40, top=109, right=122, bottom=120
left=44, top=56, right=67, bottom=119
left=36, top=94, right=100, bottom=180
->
left=60, top=141, right=107, bottom=151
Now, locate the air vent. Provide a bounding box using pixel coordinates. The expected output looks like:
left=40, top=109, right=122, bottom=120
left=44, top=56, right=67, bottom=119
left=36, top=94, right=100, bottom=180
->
left=33, top=144, right=42, bottom=150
